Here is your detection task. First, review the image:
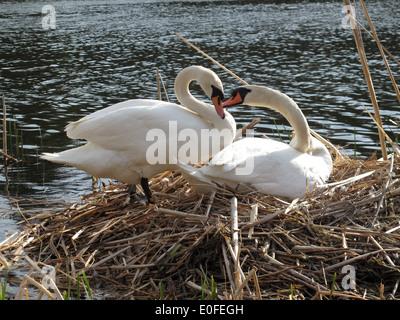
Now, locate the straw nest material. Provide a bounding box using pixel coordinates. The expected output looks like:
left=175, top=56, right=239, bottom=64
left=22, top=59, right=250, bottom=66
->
left=1, top=153, right=400, bottom=300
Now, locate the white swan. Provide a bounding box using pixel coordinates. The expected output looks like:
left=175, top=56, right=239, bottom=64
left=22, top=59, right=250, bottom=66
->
left=178, top=85, right=333, bottom=200
left=41, top=66, right=236, bottom=202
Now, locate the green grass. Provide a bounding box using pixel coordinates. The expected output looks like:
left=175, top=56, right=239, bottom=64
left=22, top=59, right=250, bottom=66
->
left=0, top=276, right=7, bottom=300
left=329, top=272, right=337, bottom=300
left=63, top=269, right=94, bottom=300
left=201, top=271, right=217, bottom=300
left=159, top=243, right=181, bottom=272
left=7, top=118, right=24, bottom=160
left=158, top=282, right=164, bottom=300
left=273, top=119, right=292, bottom=143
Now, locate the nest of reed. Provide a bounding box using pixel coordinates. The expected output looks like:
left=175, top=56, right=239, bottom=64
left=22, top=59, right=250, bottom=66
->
left=1, top=152, right=400, bottom=300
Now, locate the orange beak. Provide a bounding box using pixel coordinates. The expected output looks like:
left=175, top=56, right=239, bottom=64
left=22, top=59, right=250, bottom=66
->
left=222, top=93, right=243, bottom=108
left=212, top=96, right=225, bottom=119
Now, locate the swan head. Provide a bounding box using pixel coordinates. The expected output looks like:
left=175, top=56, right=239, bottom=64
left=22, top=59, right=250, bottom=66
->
left=197, top=70, right=225, bottom=119
left=209, top=84, right=225, bottom=119
left=222, top=86, right=252, bottom=108
left=223, top=85, right=315, bottom=154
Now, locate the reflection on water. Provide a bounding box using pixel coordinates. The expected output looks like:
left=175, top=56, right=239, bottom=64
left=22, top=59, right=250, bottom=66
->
left=0, top=0, right=399, bottom=210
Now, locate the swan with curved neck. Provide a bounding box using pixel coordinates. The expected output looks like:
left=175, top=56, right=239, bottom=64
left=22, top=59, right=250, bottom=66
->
left=178, top=85, right=332, bottom=200
left=42, top=66, right=236, bottom=203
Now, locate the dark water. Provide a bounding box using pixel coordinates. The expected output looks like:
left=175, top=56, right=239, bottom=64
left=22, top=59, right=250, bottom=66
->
left=1, top=0, right=399, bottom=237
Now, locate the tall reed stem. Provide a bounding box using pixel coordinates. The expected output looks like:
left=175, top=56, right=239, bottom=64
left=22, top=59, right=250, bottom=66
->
left=343, top=0, right=387, bottom=160
left=359, top=0, right=400, bottom=106
left=2, top=95, right=6, bottom=165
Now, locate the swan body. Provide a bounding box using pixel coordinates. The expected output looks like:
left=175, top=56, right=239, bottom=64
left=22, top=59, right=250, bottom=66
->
left=178, top=85, right=333, bottom=200
left=42, top=66, right=236, bottom=201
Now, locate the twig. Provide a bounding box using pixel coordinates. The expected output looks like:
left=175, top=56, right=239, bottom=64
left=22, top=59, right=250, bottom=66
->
left=233, top=268, right=256, bottom=299
left=248, top=203, right=258, bottom=239
left=20, top=275, right=56, bottom=300
left=369, top=235, right=395, bottom=267
left=370, top=155, right=394, bottom=228
left=363, top=104, right=400, bottom=157
left=0, top=252, right=10, bottom=270
left=231, top=197, right=239, bottom=259
left=88, top=246, right=130, bottom=270
left=264, top=253, right=329, bottom=291
left=158, top=207, right=208, bottom=221
left=241, top=208, right=283, bottom=230
left=324, top=248, right=400, bottom=272
left=234, top=118, right=260, bottom=141
left=221, top=240, right=235, bottom=293
left=230, top=197, right=242, bottom=297
left=314, top=290, right=366, bottom=300
left=205, top=189, right=216, bottom=217
left=252, top=270, right=262, bottom=300
left=156, top=68, right=170, bottom=102
left=241, top=198, right=298, bottom=230
left=176, top=33, right=247, bottom=85
left=159, top=71, right=170, bottom=102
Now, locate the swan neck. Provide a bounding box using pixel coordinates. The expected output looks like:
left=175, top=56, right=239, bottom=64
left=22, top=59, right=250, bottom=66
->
left=255, top=87, right=312, bottom=153
left=174, top=68, right=226, bottom=129
left=174, top=71, right=199, bottom=111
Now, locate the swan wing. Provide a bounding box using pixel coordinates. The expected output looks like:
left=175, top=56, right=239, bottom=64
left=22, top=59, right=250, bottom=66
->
left=65, top=99, right=171, bottom=140
left=64, top=100, right=209, bottom=152
left=206, top=138, right=282, bottom=172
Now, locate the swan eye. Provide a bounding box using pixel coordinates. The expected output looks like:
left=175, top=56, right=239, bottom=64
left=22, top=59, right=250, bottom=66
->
left=230, top=87, right=251, bottom=101
left=211, top=85, right=224, bottom=101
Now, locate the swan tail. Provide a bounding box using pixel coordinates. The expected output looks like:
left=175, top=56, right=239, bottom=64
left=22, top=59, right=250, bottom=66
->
left=41, top=152, right=66, bottom=164
left=176, top=161, right=217, bottom=194
left=41, top=145, right=88, bottom=165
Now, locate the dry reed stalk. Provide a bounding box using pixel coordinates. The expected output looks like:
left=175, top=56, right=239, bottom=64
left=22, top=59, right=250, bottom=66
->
left=343, top=0, right=387, bottom=160
left=21, top=275, right=56, bottom=300
left=176, top=33, right=248, bottom=85
left=0, top=251, right=10, bottom=270
left=2, top=94, right=6, bottom=165
left=370, top=155, right=394, bottom=227
left=346, top=4, right=400, bottom=71
left=234, top=118, right=260, bottom=141
left=158, top=207, right=208, bottom=222
left=359, top=0, right=400, bottom=105
left=363, top=105, right=400, bottom=157
left=230, top=197, right=241, bottom=297
left=156, top=68, right=161, bottom=100
left=248, top=204, right=258, bottom=239
left=1, top=95, right=18, bottom=165
left=156, top=68, right=170, bottom=103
